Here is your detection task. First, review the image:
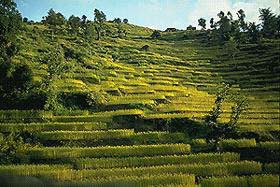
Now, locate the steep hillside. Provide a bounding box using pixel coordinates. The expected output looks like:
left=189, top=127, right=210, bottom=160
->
left=0, top=22, right=279, bottom=186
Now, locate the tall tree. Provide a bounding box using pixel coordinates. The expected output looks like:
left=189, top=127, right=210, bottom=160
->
left=198, top=18, right=206, bottom=30
left=225, top=37, right=239, bottom=69
left=123, top=18, right=128, bottom=24
left=68, top=15, right=81, bottom=34
left=216, top=11, right=232, bottom=42
left=247, top=22, right=260, bottom=43
left=0, top=0, right=22, bottom=60
left=43, top=45, right=71, bottom=111
left=259, top=8, right=278, bottom=38
left=94, top=9, right=106, bottom=40
left=210, top=18, right=216, bottom=29
left=43, top=8, right=66, bottom=27
left=0, top=0, right=32, bottom=109
left=236, top=9, right=247, bottom=31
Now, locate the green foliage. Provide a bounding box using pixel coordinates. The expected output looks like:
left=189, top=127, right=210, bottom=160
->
left=263, top=163, right=280, bottom=174
left=68, top=15, right=81, bottom=34
left=151, top=30, right=161, bottom=39
left=0, top=133, right=29, bottom=164
left=42, top=45, right=72, bottom=111
left=42, top=8, right=66, bottom=27
left=228, top=93, right=248, bottom=126
left=0, top=0, right=22, bottom=60
left=259, top=8, right=279, bottom=38
left=198, top=18, right=206, bottom=30
left=0, top=0, right=33, bottom=109
left=94, top=9, right=106, bottom=40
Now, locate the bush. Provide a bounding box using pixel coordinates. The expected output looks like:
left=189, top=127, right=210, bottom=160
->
left=151, top=30, right=161, bottom=39
left=263, top=163, right=280, bottom=174
left=0, top=133, right=30, bottom=164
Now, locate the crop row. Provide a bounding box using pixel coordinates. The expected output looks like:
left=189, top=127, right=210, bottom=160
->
left=75, top=152, right=240, bottom=169
left=0, top=110, right=52, bottom=122
left=201, top=174, right=279, bottom=187
left=0, top=122, right=108, bottom=132
left=1, top=161, right=260, bottom=180
left=36, top=129, right=135, bottom=141
left=27, top=144, right=191, bottom=159
left=36, top=130, right=186, bottom=144
left=239, top=125, right=280, bottom=132
left=218, top=139, right=257, bottom=150
left=259, top=141, right=280, bottom=151
left=67, top=161, right=262, bottom=180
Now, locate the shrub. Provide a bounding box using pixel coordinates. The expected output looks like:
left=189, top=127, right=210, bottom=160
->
left=263, top=163, right=280, bottom=174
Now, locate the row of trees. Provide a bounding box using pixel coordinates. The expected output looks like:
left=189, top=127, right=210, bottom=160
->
left=198, top=8, right=280, bottom=44
left=41, top=8, right=128, bottom=40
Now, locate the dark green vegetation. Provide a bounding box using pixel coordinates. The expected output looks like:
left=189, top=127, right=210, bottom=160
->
left=0, top=0, right=279, bottom=186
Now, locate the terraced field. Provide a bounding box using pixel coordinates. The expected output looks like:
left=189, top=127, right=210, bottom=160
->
left=0, top=24, right=279, bottom=186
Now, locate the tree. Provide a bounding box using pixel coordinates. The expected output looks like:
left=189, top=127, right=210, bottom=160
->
left=151, top=30, right=161, bottom=39
left=216, top=11, right=232, bottom=42
left=82, top=15, right=87, bottom=24
left=247, top=22, right=260, bottom=43
left=0, top=0, right=33, bottom=109
left=68, top=15, right=81, bottom=34
left=0, top=0, right=22, bottom=60
left=229, top=94, right=248, bottom=126
left=113, top=18, right=122, bottom=24
left=123, top=18, right=128, bottom=24
left=43, top=45, right=70, bottom=111
left=210, top=18, right=216, bottom=29
left=236, top=9, right=247, bottom=31
left=23, top=17, right=28, bottom=23
left=198, top=18, right=206, bottom=30
left=225, top=37, right=239, bottom=69
left=94, top=9, right=106, bottom=40
left=205, top=83, right=231, bottom=141
left=84, top=21, right=95, bottom=40
left=43, top=8, right=66, bottom=27
left=259, top=8, right=278, bottom=38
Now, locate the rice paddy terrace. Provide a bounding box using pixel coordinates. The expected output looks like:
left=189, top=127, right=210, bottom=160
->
left=0, top=24, right=279, bottom=186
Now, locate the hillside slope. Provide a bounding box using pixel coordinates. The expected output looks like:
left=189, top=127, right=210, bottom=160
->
left=0, top=22, right=279, bottom=186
